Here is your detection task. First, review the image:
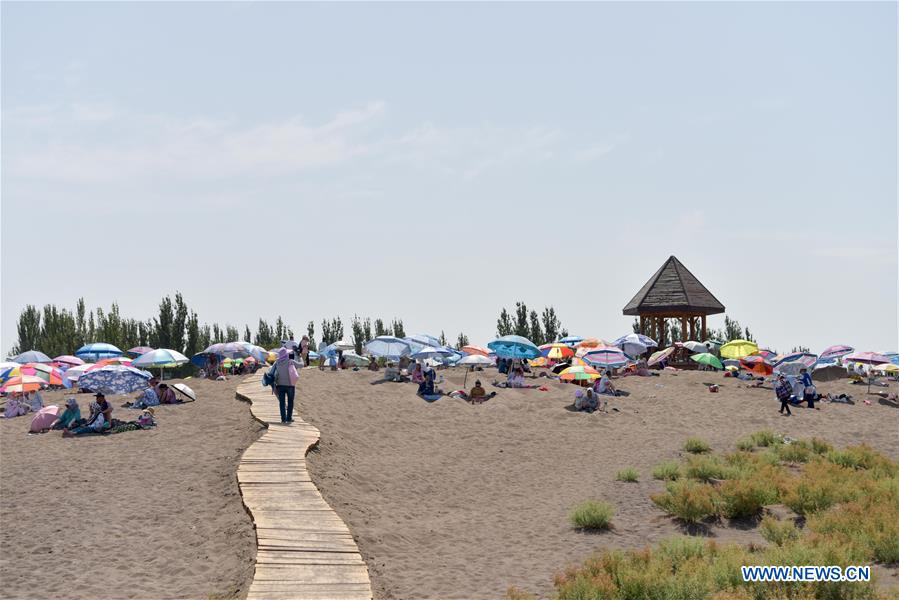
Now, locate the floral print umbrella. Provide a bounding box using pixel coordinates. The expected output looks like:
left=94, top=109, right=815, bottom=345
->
left=76, top=365, right=152, bottom=395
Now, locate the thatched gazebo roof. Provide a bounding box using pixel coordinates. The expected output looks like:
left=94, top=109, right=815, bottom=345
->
left=622, top=256, right=725, bottom=316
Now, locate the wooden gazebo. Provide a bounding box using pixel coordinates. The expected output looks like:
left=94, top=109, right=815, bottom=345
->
left=622, top=256, right=725, bottom=345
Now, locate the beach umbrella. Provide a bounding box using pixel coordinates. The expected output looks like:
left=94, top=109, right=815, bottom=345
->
left=530, top=356, right=549, bottom=368
left=775, top=361, right=806, bottom=377
left=202, top=342, right=250, bottom=358
left=458, top=354, right=493, bottom=386
left=0, top=362, right=22, bottom=382
left=461, top=345, right=490, bottom=357
left=132, top=348, right=190, bottom=377
left=559, top=365, right=600, bottom=381
left=75, top=343, right=123, bottom=361
left=719, top=340, right=759, bottom=359
left=705, top=339, right=724, bottom=350
left=774, top=352, right=818, bottom=368
left=237, top=342, right=269, bottom=362
left=172, top=383, right=196, bottom=401
left=740, top=356, right=773, bottom=376
left=488, top=335, right=541, bottom=360
left=0, top=375, right=47, bottom=393
left=872, top=363, right=899, bottom=374
left=53, top=355, right=85, bottom=367
left=86, top=357, right=133, bottom=372
left=690, top=353, right=723, bottom=370
left=62, top=364, right=93, bottom=385
left=10, top=350, right=52, bottom=364
left=331, top=339, right=355, bottom=351
left=127, top=346, right=155, bottom=356
left=540, top=343, right=575, bottom=360
left=682, top=341, right=709, bottom=354
left=819, top=345, right=854, bottom=362
left=570, top=356, right=589, bottom=366
left=76, top=365, right=152, bottom=395
left=614, top=333, right=649, bottom=357
left=20, top=364, right=64, bottom=385
left=342, top=351, right=370, bottom=367
left=558, top=335, right=584, bottom=346
left=753, top=349, right=778, bottom=361
left=843, top=351, right=890, bottom=365
left=410, top=346, right=453, bottom=361
left=881, top=352, right=899, bottom=366
left=582, top=348, right=630, bottom=369
left=648, top=346, right=676, bottom=367
left=29, top=405, right=61, bottom=433
left=614, top=333, right=657, bottom=348
left=811, top=363, right=846, bottom=383
left=365, top=336, right=412, bottom=360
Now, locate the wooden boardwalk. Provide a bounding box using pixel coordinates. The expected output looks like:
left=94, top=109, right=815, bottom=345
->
left=236, top=374, right=373, bottom=600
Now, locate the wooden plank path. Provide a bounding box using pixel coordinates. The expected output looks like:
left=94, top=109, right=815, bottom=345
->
left=236, top=374, right=373, bottom=600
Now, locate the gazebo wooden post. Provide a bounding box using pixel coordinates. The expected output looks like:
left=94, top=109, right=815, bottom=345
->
left=701, top=315, right=707, bottom=341
left=681, top=316, right=688, bottom=342
left=640, top=315, right=646, bottom=336
left=689, top=317, right=695, bottom=342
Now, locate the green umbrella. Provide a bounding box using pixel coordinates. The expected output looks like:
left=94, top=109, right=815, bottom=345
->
left=691, top=353, right=723, bottom=370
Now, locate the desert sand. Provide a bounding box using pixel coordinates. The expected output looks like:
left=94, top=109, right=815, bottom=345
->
left=296, top=367, right=898, bottom=600
left=0, top=376, right=263, bottom=600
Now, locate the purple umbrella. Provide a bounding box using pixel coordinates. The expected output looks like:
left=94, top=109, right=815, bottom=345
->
left=582, top=348, right=630, bottom=369
left=774, top=352, right=818, bottom=368
left=127, top=346, right=155, bottom=356
left=844, top=351, right=890, bottom=365
left=819, top=345, right=854, bottom=361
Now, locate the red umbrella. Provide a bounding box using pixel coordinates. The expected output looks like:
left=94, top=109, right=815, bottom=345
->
left=740, top=356, right=773, bottom=376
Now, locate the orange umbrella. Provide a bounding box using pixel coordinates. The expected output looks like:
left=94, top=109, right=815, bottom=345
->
left=21, top=363, right=64, bottom=385
left=0, top=375, right=46, bottom=393
left=559, top=365, right=600, bottom=381
left=86, top=357, right=133, bottom=372
left=540, top=343, right=574, bottom=360
left=530, top=357, right=549, bottom=367
left=461, top=345, right=490, bottom=357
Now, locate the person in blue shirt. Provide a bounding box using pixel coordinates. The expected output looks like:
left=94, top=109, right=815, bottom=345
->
left=798, top=368, right=818, bottom=409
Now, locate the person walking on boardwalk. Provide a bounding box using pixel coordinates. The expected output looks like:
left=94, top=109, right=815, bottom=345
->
left=271, top=347, right=302, bottom=424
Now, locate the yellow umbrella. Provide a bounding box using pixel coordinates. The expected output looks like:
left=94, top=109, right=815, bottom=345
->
left=872, top=363, right=899, bottom=374
left=720, top=339, right=759, bottom=359
left=530, top=357, right=549, bottom=367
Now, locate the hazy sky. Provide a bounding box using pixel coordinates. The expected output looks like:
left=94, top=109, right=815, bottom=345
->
left=2, top=2, right=897, bottom=355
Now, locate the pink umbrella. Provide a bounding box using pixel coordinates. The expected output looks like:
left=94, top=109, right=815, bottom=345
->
left=844, top=351, right=890, bottom=365
left=30, top=405, right=60, bottom=432
left=820, top=345, right=854, bottom=361
left=53, top=355, right=85, bottom=367
left=127, top=346, right=155, bottom=356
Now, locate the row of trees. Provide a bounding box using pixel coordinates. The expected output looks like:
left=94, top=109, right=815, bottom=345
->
left=9, top=295, right=295, bottom=360
left=496, top=303, right=567, bottom=345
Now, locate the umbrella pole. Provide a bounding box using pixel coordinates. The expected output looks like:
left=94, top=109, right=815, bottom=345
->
left=464, top=367, right=469, bottom=388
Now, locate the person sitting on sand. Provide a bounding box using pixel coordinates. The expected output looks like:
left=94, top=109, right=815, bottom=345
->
left=51, top=397, right=82, bottom=430
left=507, top=367, right=526, bottom=388
left=368, top=359, right=380, bottom=371
left=466, top=380, right=497, bottom=404
left=2, top=393, right=28, bottom=419
left=574, top=388, right=599, bottom=412
left=417, top=368, right=436, bottom=396
left=410, top=363, right=425, bottom=384
left=64, top=394, right=112, bottom=436
left=24, top=390, right=43, bottom=413
left=126, top=380, right=160, bottom=409
left=157, top=383, right=177, bottom=404
left=594, top=370, right=618, bottom=396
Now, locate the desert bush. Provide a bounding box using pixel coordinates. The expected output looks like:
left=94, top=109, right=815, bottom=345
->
left=719, top=475, right=780, bottom=519
left=776, top=442, right=813, bottom=464
left=759, top=515, right=800, bottom=546
left=568, top=500, right=615, bottom=530
left=810, top=437, right=833, bottom=455
left=651, top=480, right=720, bottom=523
left=684, top=437, right=712, bottom=454
left=684, top=455, right=747, bottom=482
left=735, top=437, right=755, bottom=451
left=616, top=468, right=639, bottom=483
left=652, top=460, right=682, bottom=481
left=505, top=587, right=536, bottom=600
left=749, top=430, right=781, bottom=447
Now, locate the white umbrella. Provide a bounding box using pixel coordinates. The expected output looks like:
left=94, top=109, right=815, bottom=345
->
left=614, top=333, right=649, bottom=357
left=410, top=346, right=453, bottom=361
left=364, top=336, right=411, bottom=360
left=131, top=348, right=190, bottom=377
left=457, top=354, right=493, bottom=385
left=683, top=341, right=709, bottom=354
left=63, top=363, right=93, bottom=383
left=172, top=383, right=196, bottom=401
left=342, top=352, right=370, bottom=367
left=332, top=339, right=355, bottom=351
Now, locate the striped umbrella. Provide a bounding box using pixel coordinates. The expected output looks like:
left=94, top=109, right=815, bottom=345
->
left=86, top=357, right=133, bottom=372
left=740, top=355, right=773, bottom=376
left=0, top=375, right=47, bottom=393
left=20, top=363, right=64, bottom=385
left=461, top=345, right=491, bottom=357
left=582, top=348, right=630, bottom=369
left=819, top=345, right=854, bottom=362
left=774, top=352, right=818, bottom=368
left=648, top=346, right=676, bottom=367
left=540, top=343, right=575, bottom=360
left=559, top=365, right=600, bottom=381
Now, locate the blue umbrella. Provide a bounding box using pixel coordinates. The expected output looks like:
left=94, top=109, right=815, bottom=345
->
left=410, top=346, right=454, bottom=361
left=75, top=343, right=123, bottom=361
left=10, top=350, right=52, bottom=364
left=364, top=336, right=412, bottom=360
left=488, top=335, right=541, bottom=360
left=77, top=365, right=152, bottom=394
left=558, top=335, right=584, bottom=346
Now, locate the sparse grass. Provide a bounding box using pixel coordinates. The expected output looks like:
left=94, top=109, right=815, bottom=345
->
left=615, top=468, right=639, bottom=482
left=759, top=515, right=800, bottom=546
left=517, top=438, right=899, bottom=599
left=683, top=437, right=712, bottom=454
left=736, top=437, right=755, bottom=451
left=652, top=460, right=682, bottom=481
left=568, top=500, right=615, bottom=530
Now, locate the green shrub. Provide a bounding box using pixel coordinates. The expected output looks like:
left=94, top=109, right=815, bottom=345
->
left=651, top=480, right=719, bottom=523
left=750, top=430, right=780, bottom=447
left=568, top=500, right=615, bottom=530
left=736, top=437, right=755, bottom=451
left=759, top=515, right=800, bottom=546
left=616, top=468, right=639, bottom=483
left=652, top=460, right=682, bottom=481
left=810, top=437, right=832, bottom=455
left=776, top=442, right=813, bottom=464
left=683, top=437, right=711, bottom=454
left=719, top=476, right=780, bottom=519
left=827, top=449, right=863, bottom=470
left=684, top=455, right=740, bottom=482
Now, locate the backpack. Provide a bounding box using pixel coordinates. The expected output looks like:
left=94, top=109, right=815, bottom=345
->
left=262, top=364, right=276, bottom=388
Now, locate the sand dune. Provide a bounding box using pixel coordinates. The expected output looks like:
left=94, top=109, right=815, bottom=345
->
left=0, top=376, right=263, bottom=600
left=296, top=367, right=898, bottom=599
